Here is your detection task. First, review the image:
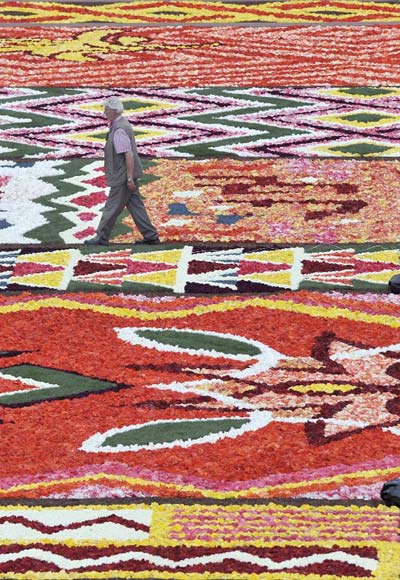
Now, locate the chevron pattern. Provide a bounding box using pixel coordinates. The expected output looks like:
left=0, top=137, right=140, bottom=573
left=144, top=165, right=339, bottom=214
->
left=2, top=87, right=400, bottom=159
left=1, top=244, right=398, bottom=293
left=1, top=0, right=399, bottom=25
left=1, top=26, right=400, bottom=87
left=0, top=250, right=20, bottom=289
left=0, top=505, right=152, bottom=541
left=0, top=546, right=382, bottom=576
left=0, top=500, right=396, bottom=578
left=0, top=501, right=397, bottom=571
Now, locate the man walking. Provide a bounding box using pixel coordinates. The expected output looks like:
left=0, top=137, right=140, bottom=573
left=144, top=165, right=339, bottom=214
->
left=85, top=96, right=160, bottom=246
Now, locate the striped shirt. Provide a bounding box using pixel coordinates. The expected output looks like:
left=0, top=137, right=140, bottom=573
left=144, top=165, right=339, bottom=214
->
left=111, top=115, right=132, bottom=154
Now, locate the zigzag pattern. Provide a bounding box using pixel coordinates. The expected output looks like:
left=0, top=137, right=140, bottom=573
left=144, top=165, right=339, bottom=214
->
left=0, top=501, right=398, bottom=541
left=0, top=0, right=398, bottom=24
left=2, top=87, right=400, bottom=160
left=1, top=245, right=398, bottom=293
left=0, top=545, right=379, bottom=575
left=0, top=514, right=150, bottom=533
left=1, top=158, right=398, bottom=244
left=0, top=500, right=396, bottom=578
left=0, top=511, right=151, bottom=541
left=1, top=25, right=400, bottom=87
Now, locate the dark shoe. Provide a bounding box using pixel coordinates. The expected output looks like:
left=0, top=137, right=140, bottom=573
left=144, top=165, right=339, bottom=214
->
left=134, top=238, right=160, bottom=246
left=84, top=236, right=109, bottom=246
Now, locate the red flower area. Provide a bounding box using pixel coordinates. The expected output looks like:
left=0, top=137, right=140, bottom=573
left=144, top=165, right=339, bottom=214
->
left=0, top=291, right=399, bottom=498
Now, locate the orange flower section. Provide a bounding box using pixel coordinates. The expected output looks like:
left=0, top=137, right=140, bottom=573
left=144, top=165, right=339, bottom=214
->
left=1, top=25, right=400, bottom=86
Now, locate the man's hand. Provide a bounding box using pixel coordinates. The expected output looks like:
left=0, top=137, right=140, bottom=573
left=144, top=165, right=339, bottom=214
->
left=125, top=150, right=135, bottom=191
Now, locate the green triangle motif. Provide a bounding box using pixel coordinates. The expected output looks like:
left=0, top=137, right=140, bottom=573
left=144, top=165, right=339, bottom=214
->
left=0, top=364, right=122, bottom=405
left=327, top=142, right=392, bottom=156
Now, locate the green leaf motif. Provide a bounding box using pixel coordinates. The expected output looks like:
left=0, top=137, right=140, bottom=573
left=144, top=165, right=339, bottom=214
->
left=135, top=329, right=261, bottom=357
left=0, top=364, right=120, bottom=406
left=102, top=418, right=250, bottom=448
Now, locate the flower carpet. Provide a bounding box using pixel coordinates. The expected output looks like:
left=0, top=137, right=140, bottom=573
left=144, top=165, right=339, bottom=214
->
left=0, top=500, right=398, bottom=578
left=2, top=0, right=400, bottom=25
left=1, top=291, right=400, bottom=577
left=1, top=290, right=400, bottom=501
left=1, top=158, right=400, bottom=245
left=1, top=500, right=399, bottom=578
left=1, top=26, right=400, bottom=87
left=0, top=291, right=400, bottom=580
left=0, top=244, right=399, bottom=293
left=1, top=1, right=400, bottom=579
left=3, top=87, right=400, bottom=160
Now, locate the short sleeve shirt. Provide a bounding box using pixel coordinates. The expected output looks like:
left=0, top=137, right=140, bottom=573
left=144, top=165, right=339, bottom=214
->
left=113, top=127, right=131, bottom=154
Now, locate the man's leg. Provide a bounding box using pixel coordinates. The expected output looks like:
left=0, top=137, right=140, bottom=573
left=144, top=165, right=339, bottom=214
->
left=95, top=185, right=129, bottom=241
left=126, top=180, right=159, bottom=242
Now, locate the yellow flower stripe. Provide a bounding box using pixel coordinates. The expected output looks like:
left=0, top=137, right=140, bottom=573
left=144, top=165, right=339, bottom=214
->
left=0, top=501, right=396, bottom=547
left=0, top=295, right=399, bottom=328
left=1, top=0, right=400, bottom=24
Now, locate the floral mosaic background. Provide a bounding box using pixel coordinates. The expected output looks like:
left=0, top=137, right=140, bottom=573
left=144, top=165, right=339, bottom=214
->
left=0, top=1, right=400, bottom=579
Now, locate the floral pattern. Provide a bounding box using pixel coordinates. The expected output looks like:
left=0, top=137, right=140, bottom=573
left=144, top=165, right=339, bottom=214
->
left=0, top=26, right=400, bottom=86
left=0, top=291, right=400, bottom=503
left=1, top=1, right=400, bottom=578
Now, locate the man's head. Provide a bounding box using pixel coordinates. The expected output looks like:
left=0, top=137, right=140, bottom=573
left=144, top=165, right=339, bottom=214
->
left=104, top=96, right=124, bottom=122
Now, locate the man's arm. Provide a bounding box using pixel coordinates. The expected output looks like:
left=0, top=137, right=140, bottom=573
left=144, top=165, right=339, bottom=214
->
left=125, top=150, right=135, bottom=191
left=113, top=128, right=136, bottom=190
